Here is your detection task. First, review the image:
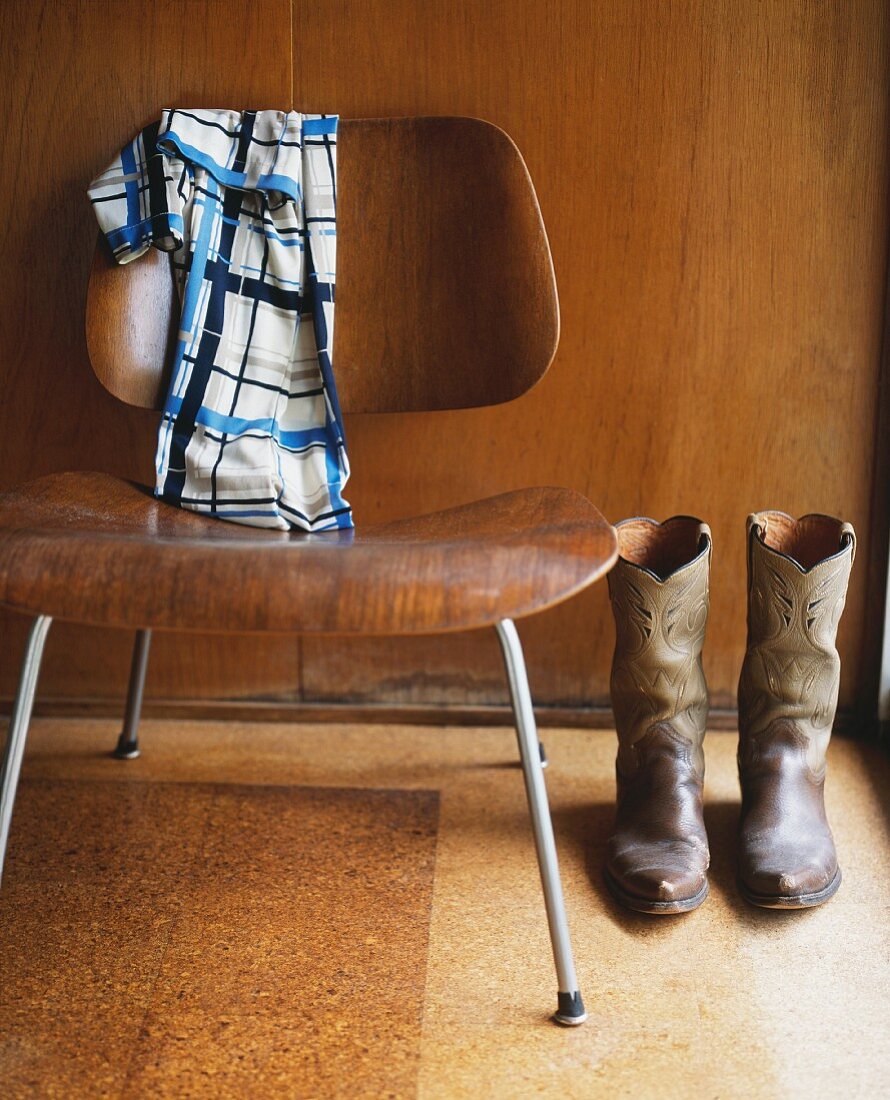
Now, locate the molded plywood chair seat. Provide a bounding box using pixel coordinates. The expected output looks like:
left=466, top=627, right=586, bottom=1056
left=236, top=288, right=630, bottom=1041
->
left=0, top=117, right=617, bottom=1026
left=0, top=475, right=609, bottom=635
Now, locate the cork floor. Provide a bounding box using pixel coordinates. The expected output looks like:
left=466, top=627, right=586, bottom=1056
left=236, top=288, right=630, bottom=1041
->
left=0, top=719, right=888, bottom=1099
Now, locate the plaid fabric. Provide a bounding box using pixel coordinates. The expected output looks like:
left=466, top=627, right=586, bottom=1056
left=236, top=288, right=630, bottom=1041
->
left=88, top=108, right=351, bottom=531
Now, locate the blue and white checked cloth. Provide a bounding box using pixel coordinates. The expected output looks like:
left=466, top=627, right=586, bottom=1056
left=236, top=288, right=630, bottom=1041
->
left=88, top=108, right=351, bottom=531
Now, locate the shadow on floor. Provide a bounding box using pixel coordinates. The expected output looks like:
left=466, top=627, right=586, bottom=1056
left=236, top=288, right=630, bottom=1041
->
left=853, top=737, right=890, bottom=846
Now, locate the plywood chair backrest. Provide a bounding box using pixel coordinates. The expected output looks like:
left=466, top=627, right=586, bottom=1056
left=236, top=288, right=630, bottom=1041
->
left=86, top=116, right=559, bottom=415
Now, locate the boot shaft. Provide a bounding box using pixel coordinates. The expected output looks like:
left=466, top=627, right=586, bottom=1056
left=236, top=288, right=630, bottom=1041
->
left=738, top=511, right=855, bottom=773
left=607, top=516, right=711, bottom=775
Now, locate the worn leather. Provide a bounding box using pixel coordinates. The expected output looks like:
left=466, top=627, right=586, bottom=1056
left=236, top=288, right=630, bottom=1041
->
left=605, top=516, right=711, bottom=911
left=737, top=511, right=855, bottom=905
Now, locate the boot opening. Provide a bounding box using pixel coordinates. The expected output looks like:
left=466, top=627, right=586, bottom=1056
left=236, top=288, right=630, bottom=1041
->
left=616, top=517, right=708, bottom=580
left=756, top=513, right=846, bottom=571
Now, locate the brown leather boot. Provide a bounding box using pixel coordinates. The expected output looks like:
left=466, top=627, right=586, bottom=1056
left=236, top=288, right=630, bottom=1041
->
left=604, top=516, right=712, bottom=914
left=737, top=511, right=855, bottom=909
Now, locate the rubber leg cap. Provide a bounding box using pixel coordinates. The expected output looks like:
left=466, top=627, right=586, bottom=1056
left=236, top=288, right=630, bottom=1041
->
left=554, top=990, right=587, bottom=1026
left=112, top=733, right=140, bottom=760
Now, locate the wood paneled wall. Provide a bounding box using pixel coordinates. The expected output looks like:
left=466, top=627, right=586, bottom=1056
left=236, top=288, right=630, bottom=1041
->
left=1, top=0, right=888, bottom=724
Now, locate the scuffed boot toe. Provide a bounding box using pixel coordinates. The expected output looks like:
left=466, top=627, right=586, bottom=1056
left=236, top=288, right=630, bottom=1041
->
left=605, top=841, right=709, bottom=915
left=739, top=850, right=840, bottom=909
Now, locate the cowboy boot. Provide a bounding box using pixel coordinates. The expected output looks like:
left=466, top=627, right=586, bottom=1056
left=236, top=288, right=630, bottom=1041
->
left=737, top=511, right=855, bottom=909
left=605, top=516, right=712, bottom=914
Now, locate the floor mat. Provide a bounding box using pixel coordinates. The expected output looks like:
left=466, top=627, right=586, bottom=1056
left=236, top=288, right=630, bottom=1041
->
left=0, top=778, right=440, bottom=1098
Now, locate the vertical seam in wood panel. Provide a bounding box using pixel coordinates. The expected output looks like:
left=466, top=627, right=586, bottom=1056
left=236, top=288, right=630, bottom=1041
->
left=858, top=6, right=890, bottom=738
left=862, top=227, right=890, bottom=736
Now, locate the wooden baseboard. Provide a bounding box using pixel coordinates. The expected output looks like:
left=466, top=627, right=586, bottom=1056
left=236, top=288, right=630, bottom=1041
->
left=13, top=695, right=622, bottom=728
left=0, top=694, right=865, bottom=736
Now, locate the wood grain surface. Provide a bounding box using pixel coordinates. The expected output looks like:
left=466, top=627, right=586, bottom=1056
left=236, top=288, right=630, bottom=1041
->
left=86, top=117, right=560, bottom=414
left=0, top=1, right=887, bottom=722
left=0, top=474, right=616, bottom=635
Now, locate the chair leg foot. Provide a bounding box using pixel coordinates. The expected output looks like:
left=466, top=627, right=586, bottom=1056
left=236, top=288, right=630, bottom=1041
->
left=112, top=732, right=141, bottom=760
left=112, top=629, right=151, bottom=760
left=555, top=990, right=587, bottom=1026
left=494, top=619, right=587, bottom=1028
left=538, top=740, right=549, bottom=769
left=0, top=615, right=52, bottom=888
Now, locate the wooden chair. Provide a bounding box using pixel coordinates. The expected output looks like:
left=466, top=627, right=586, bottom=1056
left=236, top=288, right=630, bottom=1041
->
left=0, top=117, right=616, bottom=1026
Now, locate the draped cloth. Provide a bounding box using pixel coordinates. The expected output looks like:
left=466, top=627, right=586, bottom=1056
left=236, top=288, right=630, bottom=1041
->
left=88, top=108, right=351, bottom=531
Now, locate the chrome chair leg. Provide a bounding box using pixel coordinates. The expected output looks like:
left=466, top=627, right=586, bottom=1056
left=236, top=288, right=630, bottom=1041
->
left=494, top=618, right=587, bottom=1027
left=113, top=628, right=152, bottom=760
left=0, top=615, right=52, bottom=888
